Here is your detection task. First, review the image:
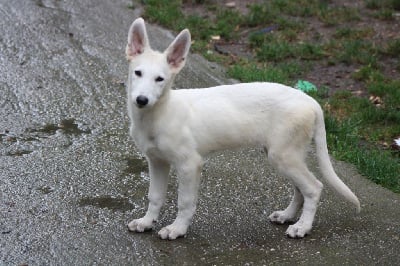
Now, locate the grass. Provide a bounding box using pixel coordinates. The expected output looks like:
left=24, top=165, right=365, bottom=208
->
left=138, top=0, right=400, bottom=193
left=325, top=115, right=400, bottom=191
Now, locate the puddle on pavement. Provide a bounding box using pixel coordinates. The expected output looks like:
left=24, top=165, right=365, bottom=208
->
left=31, top=118, right=91, bottom=136
left=37, top=185, right=55, bottom=194
left=1, top=119, right=91, bottom=157
left=123, top=156, right=148, bottom=176
left=0, top=131, right=18, bottom=143
left=1, top=130, right=34, bottom=157
left=6, top=150, right=33, bottom=156
left=78, top=196, right=134, bottom=212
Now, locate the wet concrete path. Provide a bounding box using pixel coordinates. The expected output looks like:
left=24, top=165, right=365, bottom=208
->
left=1, top=0, right=399, bottom=265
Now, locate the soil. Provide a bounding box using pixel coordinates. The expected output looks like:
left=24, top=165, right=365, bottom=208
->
left=182, top=0, right=400, bottom=96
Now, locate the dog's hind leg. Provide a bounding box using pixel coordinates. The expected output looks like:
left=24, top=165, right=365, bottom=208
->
left=158, top=153, right=203, bottom=240
left=128, top=157, right=170, bottom=232
left=269, top=185, right=304, bottom=224
left=268, top=148, right=323, bottom=238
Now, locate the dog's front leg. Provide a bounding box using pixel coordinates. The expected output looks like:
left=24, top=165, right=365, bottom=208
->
left=269, top=185, right=304, bottom=224
left=158, top=154, right=203, bottom=240
left=128, top=157, right=170, bottom=232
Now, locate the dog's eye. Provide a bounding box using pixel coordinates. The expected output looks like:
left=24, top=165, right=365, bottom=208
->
left=155, top=76, right=164, bottom=82
left=134, top=70, right=142, bottom=77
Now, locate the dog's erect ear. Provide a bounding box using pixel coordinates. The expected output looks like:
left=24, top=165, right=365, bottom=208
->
left=165, top=29, right=191, bottom=74
left=126, top=17, right=150, bottom=61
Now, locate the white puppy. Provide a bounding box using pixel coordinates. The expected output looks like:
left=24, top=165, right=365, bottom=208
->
left=125, top=18, right=360, bottom=240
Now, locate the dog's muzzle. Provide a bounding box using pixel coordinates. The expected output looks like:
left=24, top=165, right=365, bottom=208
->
left=136, top=95, right=149, bottom=108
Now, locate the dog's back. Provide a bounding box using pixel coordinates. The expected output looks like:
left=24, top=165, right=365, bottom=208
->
left=172, top=83, right=319, bottom=155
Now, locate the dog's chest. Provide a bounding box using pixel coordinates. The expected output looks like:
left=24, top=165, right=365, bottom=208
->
left=132, top=126, right=157, bottom=152
left=131, top=122, right=174, bottom=160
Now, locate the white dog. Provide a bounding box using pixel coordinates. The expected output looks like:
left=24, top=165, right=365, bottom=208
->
left=125, top=18, right=360, bottom=240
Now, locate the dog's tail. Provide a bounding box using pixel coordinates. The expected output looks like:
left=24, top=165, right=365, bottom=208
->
left=313, top=107, right=361, bottom=213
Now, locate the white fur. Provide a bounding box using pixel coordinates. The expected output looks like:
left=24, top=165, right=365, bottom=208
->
left=125, top=18, right=360, bottom=240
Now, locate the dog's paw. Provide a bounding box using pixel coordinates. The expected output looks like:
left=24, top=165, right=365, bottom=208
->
left=269, top=211, right=296, bottom=224
left=127, top=218, right=153, bottom=232
left=158, top=224, right=187, bottom=240
left=285, top=221, right=311, bottom=238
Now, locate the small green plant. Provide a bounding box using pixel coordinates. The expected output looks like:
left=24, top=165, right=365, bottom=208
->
left=385, top=39, right=400, bottom=57
left=336, top=40, right=378, bottom=66
left=245, top=4, right=277, bottom=27
left=252, top=37, right=324, bottom=62
left=365, top=0, right=398, bottom=19
left=374, top=8, right=394, bottom=20
left=228, top=64, right=289, bottom=84
left=317, top=6, right=360, bottom=26
left=215, top=9, right=243, bottom=40
left=352, top=65, right=384, bottom=82
left=144, top=0, right=184, bottom=30
left=256, top=41, right=293, bottom=61
left=365, top=0, right=382, bottom=9
left=333, top=27, right=374, bottom=40
left=365, top=0, right=400, bottom=10
left=393, top=0, right=400, bottom=10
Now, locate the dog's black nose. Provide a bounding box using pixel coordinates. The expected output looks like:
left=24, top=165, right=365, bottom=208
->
left=136, top=95, right=149, bottom=107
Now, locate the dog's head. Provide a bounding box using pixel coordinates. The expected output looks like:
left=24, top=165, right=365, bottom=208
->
left=126, top=18, right=191, bottom=109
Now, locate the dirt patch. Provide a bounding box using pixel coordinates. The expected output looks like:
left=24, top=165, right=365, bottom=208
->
left=304, top=63, right=365, bottom=95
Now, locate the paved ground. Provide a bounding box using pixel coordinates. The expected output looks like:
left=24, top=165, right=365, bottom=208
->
left=1, top=0, right=399, bottom=265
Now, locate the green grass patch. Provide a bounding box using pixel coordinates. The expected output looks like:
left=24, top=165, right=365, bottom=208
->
left=327, top=80, right=400, bottom=144
left=333, top=27, right=375, bottom=40
left=384, top=39, right=400, bottom=57
left=365, top=0, right=400, bottom=19
left=228, top=64, right=289, bottom=84
left=227, top=60, right=305, bottom=85
left=214, top=9, right=244, bottom=40
left=143, top=0, right=184, bottom=29
left=367, top=81, right=400, bottom=123
left=254, top=39, right=324, bottom=62
left=352, top=65, right=384, bottom=82
left=142, top=0, right=213, bottom=49
left=317, top=5, right=361, bottom=26
left=325, top=115, right=400, bottom=193
left=365, top=0, right=400, bottom=10
left=374, top=8, right=394, bottom=20
left=336, top=40, right=379, bottom=66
